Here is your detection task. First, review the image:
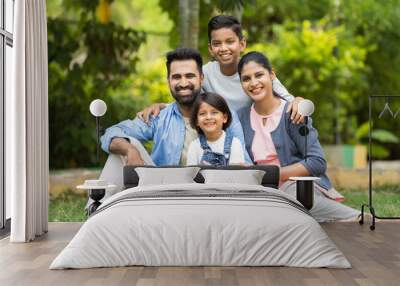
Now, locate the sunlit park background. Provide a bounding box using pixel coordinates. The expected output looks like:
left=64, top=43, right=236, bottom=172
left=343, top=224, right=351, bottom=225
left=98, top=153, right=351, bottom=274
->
left=47, top=0, right=400, bottom=221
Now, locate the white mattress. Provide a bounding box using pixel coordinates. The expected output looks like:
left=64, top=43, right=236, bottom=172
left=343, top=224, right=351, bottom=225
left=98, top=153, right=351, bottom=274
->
left=50, top=183, right=351, bottom=269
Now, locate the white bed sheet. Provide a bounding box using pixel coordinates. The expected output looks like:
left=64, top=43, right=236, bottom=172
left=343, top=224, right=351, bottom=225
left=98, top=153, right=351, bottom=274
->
left=50, top=183, right=350, bottom=269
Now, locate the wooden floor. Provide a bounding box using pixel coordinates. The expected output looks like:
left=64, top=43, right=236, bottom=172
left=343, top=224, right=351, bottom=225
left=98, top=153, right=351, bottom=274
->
left=0, top=221, right=399, bottom=286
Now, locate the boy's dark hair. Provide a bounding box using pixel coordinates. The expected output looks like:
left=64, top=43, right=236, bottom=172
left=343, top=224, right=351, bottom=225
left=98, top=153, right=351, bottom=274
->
left=238, top=51, right=273, bottom=77
left=166, top=48, right=203, bottom=76
left=207, top=15, right=243, bottom=43
left=190, top=92, right=232, bottom=133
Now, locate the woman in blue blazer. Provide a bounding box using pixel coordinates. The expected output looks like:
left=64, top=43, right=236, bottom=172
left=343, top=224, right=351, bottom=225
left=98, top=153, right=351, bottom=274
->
left=237, top=51, right=359, bottom=222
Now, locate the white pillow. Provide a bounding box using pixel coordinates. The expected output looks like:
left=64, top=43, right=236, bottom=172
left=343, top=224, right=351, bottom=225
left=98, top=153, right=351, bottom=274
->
left=135, top=167, right=200, bottom=186
left=200, top=169, right=266, bottom=185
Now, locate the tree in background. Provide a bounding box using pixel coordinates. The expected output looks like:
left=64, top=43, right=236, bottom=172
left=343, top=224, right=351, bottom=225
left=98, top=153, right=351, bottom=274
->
left=179, top=0, right=199, bottom=48
left=48, top=0, right=145, bottom=168
left=159, top=0, right=400, bottom=157
left=339, top=0, right=400, bottom=159
left=160, top=0, right=245, bottom=56
left=47, top=0, right=400, bottom=167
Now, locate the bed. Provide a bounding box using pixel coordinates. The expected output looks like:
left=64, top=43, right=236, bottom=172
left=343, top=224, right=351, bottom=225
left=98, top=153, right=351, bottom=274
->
left=50, top=165, right=350, bottom=269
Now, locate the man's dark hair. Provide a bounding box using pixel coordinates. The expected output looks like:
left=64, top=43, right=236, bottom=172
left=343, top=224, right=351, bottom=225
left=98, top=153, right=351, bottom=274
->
left=190, top=92, right=232, bottom=133
left=166, top=48, right=203, bottom=76
left=238, top=51, right=273, bottom=77
left=207, top=15, right=243, bottom=43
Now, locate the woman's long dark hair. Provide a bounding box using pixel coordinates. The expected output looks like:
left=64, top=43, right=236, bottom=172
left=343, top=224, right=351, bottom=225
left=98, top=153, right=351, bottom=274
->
left=238, top=51, right=273, bottom=76
left=238, top=51, right=283, bottom=99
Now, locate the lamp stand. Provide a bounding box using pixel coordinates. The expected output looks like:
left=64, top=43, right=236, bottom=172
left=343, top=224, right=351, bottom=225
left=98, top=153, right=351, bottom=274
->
left=304, top=116, right=308, bottom=162
left=96, top=116, right=100, bottom=164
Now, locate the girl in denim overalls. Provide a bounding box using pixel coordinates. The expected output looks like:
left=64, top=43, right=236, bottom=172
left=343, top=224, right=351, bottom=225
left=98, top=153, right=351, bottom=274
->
left=186, top=92, right=246, bottom=166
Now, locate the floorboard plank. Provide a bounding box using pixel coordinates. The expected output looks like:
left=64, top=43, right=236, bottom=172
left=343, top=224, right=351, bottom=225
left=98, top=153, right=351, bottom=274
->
left=0, top=222, right=399, bottom=286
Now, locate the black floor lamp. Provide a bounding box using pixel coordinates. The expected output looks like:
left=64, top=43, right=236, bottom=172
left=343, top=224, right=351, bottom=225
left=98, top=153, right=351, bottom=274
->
left=89, top=99, right=107, bottom=163
left=290, top=99, right=319, bottom=210
left=80, top=99, right=112, bottom=216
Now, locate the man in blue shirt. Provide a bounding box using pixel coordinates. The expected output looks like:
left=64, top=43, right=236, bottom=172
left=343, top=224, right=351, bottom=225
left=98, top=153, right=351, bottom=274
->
left=100, top=47, right=250, bottom=166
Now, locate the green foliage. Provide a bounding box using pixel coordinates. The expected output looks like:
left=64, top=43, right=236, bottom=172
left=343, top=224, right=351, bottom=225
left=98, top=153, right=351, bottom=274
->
left=243, top=0, right=332, bottom=42
left=339, top=0, right=400, bottom=136
left=157, top=0, right=400, bottom=158
left=354, top=122, right=399, bottom=159
left=339, top=0, right=400, bottom=42
left=111, top=0, right=173, bottom=32
left=355, top=122, right=400, bottom=144
left=211, top=0, right=249, bottom=12
left=248, top=20, right=371, bottom=143
left=48, top=0, right=146, bottom=168
left=47, top=0, right=400, bottom=167
left=371, top=130, right=399, bottom=144
left=370, top=145, right=390, bottom=159
left=354, top=122, right=369, bottom=142
left=132, top=58, right=172, bottom=105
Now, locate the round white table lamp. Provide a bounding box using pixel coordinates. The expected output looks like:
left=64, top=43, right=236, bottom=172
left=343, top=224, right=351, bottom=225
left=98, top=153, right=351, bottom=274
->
left=298, top=99, right=315, bottom=117
left=89, top=99, right=107, bottom=117
left=89, top=99, right=108, bottom=163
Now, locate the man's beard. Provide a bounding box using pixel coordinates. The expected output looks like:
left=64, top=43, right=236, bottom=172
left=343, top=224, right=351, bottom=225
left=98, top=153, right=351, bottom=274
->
left=171, top=85, right=201, bottom=107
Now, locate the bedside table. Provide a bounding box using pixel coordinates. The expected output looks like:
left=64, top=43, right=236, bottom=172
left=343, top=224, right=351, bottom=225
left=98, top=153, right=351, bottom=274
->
left=77, top=180, right=116, bottom=216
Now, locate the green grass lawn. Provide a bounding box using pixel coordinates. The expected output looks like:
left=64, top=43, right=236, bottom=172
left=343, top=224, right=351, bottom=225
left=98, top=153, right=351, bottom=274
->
left=339, top=185, right=400, bottom=217
left=49, top=185, right=400, bottom=222
left=49, top=189, right=87, bottom=222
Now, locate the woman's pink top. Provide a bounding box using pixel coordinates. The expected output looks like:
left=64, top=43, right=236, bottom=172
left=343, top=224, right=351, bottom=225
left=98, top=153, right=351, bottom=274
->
left=250, top=99, right=285, bottom=169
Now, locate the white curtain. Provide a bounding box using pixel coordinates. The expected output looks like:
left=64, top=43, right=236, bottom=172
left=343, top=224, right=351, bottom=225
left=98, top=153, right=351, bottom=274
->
left=8, top=0, right=49, bottom=242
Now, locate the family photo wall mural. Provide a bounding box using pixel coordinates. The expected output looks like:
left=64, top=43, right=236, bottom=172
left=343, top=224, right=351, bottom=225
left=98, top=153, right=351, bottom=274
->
left=46, top=1, right=399, bottom=231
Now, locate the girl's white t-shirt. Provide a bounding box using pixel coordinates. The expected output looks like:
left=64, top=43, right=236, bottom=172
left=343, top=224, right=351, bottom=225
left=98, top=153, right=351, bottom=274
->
left=186, top=131, right=245, bottom=165
left=202, top=61, right=293, bottom=111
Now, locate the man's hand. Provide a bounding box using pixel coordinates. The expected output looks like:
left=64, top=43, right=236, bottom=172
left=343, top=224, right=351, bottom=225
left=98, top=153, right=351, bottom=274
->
left=286, top=96, right=305, bottom=124
left=137, top=103, right=167, bottom=124
left=126, top=148, right=145, bottom=165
